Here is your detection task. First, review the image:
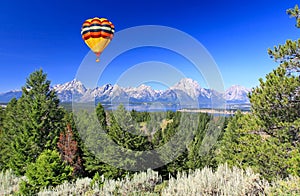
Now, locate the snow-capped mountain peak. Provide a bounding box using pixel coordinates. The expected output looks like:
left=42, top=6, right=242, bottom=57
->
left=225, top=85, right=250, bottom=103
left=171, top=78, right=202, bottom=99
left=0, top=78, right=251, bottom=105
left=54, top=79, right=87, bottom=94
left=171, top=78, right=201, bottom=90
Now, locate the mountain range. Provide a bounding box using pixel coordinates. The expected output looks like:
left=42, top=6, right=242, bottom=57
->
left=0, top=78, right=251, bottom=107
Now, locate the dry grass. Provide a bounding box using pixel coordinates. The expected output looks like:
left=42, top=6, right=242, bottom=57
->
left=160, top=119, right=173, bottom=131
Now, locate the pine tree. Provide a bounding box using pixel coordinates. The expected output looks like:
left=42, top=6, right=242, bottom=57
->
left=215, top=5, right=300, bottom=180
left=0, top=106, right=3, bottom=168
left=96, top=102, right=107, bottom=130
left=249, top=67, right=300, bottom=134
left=109, top=104, right=151, bottom=151
left=250, top=4, right=300, bottom=143
left=185, top=113, right=215, bottom=170
left=6, top=70, right=65, bottom=175
left=0, top=98, right=19, bottom=170
left=152, top=112, right=218, bottom=178
left=75, top=109, right=127, bottom=179
left=74, top=110, right=103, bottom=177
left=103, top=104, right=157, bottom=171
left=287, top=4, right=300, bottom=29
left=215, top=112, right=293, bottom=181
left=21, top=69, right=64, bottom=148
left=0, top=106, right=4, bottom=128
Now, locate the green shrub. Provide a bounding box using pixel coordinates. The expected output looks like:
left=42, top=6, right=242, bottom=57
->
left=266, top=175, right=300, bottom=195
left=19, top=149, right=73, bottom=195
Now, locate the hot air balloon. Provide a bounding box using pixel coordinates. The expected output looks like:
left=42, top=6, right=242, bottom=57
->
left=81, top=17, right=115, bottom=62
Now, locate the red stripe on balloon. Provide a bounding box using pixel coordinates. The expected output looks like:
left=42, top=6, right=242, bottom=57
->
left=82, top=33, right=91, bottom=40
left=82, top=21, right=91, bottom=27
left=90, top=32, right=102, bottom=37
left=101, top=31, right=113, bottom=38
left=89, top=31, right=113, bottom=39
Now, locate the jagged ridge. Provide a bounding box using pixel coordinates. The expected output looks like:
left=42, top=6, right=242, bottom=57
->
left=0, top=78, right=250, bottom=105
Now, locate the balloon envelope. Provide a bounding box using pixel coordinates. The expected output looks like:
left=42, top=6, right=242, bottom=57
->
left=81, top=17, right=115, bottom=62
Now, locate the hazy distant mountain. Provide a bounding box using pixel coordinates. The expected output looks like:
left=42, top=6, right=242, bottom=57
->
left=171, top=78, right=202, bottom=100
left=0, top=90, right=22, bottom=102
left=225, top=85, right=251, bottom=104
left=168, top=78, right=220, bottom=107
left=125, top=84, right=160, bottom=102
left=0, top=79, right=251, bottom=106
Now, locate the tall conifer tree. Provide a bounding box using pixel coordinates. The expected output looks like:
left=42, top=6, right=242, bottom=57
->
left=6, top=70, right=65, bottom=175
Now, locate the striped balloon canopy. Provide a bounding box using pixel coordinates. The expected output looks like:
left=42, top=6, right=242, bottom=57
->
left=81, top=17, right=115, bottom=62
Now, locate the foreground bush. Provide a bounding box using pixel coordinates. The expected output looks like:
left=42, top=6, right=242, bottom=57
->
left=38, top=178, right=94, bottom=196
left=100, top=169, right=162, bottom=195
left=162, top=163, right=268, bottom=196
left=266, top=175, right=300, bottom=195
left=2, top=164, right=300, bottom=195
left=38, top=169, right=162, bottom=195
left=19, top=149, right=73, bottom=195
left=37, top=164, right=270, bottom=195
left=0, top=169, right=24, bottom=195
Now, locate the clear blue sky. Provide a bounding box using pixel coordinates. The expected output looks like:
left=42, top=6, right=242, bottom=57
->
left=0, top=0, right=299, bottom=92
